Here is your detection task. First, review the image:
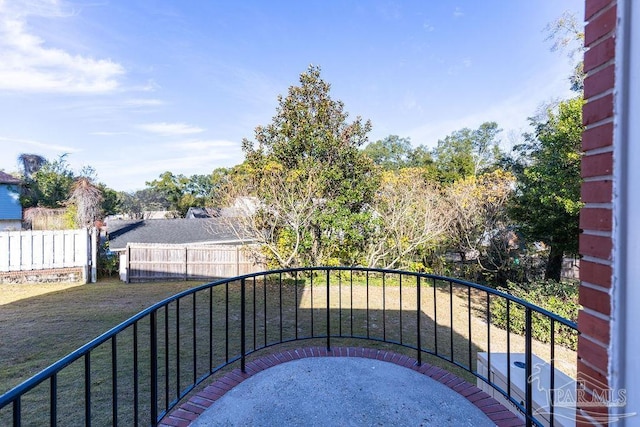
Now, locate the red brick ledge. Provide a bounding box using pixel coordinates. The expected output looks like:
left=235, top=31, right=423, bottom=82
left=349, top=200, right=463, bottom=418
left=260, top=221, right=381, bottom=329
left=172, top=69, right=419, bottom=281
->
left=160, top=346, right=525, bottom=427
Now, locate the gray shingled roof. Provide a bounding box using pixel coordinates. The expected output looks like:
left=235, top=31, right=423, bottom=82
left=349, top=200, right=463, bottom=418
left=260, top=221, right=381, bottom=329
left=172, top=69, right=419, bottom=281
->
left=107, top=218, right=253, bottom=251
left=0, top=171, right=21, bottom=185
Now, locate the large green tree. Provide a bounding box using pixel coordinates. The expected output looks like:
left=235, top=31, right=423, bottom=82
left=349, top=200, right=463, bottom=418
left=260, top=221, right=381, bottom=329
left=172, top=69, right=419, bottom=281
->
left=510, top=97, right=583, bottom=281
left=20, top=155, right=75, bottom=208
left=240, top=65, right=379, bottom=267
left=145, top=171, right=220, bottom=216
left=362, top=135, right=437, bottom=177
left=363, top=135, right=413, bottom=170
left=432, top=122, right=503, bottom=183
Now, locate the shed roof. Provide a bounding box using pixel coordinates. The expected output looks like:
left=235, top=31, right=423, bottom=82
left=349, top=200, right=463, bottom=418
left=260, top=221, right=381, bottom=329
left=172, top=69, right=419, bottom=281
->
left=107, top=218, right=253, bottom=251
left=0, top=171, right=21, bottom=185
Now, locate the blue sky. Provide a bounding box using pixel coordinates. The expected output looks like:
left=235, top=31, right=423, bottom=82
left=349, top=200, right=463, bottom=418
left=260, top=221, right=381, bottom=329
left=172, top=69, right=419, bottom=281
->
left=0, top=0, right=584, bottom=192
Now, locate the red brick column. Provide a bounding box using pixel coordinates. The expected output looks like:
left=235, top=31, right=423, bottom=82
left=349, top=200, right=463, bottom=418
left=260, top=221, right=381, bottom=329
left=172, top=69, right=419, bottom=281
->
left=578, top=0, right=617, bottom=425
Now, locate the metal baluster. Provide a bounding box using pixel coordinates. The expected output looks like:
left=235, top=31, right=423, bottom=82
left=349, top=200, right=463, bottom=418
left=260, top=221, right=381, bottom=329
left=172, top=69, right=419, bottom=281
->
left=12, top=397, right=20, bottom=427
left=85, top=352, right=91, bottom=427
left=550, top=319, right=556, bottom=427
left=192, top=294, right=197, bottom=385
left=150, top=311, right=158, bottom=426
left=164, top=306, right=169, bottom=412
left=294, top=272, right=298, bottom=341
left=176, top=299, right=181, bottom=398
left=253, top=277, right=257, bottom=351
left=50, top=374, right=57, bottom=427
left=279, top=273, right=283, bottom=342
left=486, top=292, right=491, bottom=387
left=133, top=322, right=139, bottom=427
left=382, top=272, right=386, bottom=342
left=416, top=275, right=422, bottom=366
left=339, top=270, right=342, bottom=337
left=507, top=300, right=511, bottom=400
left=399, top=274, right=404, bottom=345
left=433, top=278, right=438, bottom=355
left=225, top=283, right=229, bottom=362
left=366, top=271, right=370, bottom=339
left=241, top=278, right=246, bottom=372
left=449, top=280, right=453, bottom=362
left=525, top=308, right=533, bottom=427
left=326, top=269, right=331, bottom=351
left=467, top=287, right=472, bottom=371
left=209, top=287, right=213, bottom=374
left=112, top=336, right=118, bottom=427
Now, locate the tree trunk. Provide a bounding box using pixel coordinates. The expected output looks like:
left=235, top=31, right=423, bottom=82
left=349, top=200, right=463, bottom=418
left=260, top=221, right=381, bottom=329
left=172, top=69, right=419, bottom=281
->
left=545, top=245, right=563, bottom=282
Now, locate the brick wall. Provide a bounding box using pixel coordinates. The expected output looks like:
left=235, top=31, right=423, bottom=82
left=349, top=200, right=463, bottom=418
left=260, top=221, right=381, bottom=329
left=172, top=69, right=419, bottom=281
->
left=578, top=0, right=617, bottom=425
left=0, top=267, right=86, bottom=284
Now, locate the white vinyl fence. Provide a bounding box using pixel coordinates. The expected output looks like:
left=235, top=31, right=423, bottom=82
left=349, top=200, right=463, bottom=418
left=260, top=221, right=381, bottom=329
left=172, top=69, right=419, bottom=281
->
left=0, top=229, right=97, bottom=282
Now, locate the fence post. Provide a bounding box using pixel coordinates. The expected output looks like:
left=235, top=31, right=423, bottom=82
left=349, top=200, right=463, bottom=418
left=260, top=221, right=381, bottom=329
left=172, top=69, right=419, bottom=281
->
left=0, top=231, right=9, bottom=272
left=184, top=247, right=188, bottom=281
left=126, top=245, right=131, bottom=284
left=236, top=246, right=240, bottom=276
left=91, top=227, right=97, bottom=283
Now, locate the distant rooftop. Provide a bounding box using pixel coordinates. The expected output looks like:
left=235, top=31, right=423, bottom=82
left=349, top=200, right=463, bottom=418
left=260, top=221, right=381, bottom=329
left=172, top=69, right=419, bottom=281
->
left=0, top=171, right=21, bottom=185
left=107, top=218, right=254, bottom=251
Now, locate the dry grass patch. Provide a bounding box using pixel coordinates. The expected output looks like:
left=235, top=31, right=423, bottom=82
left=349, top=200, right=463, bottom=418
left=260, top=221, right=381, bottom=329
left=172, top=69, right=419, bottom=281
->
left=0, top=282, right=85, bottom=306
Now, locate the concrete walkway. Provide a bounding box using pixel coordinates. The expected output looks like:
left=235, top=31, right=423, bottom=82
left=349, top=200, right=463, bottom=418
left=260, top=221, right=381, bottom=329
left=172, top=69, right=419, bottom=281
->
left=161, top=347, right=525, bottom=427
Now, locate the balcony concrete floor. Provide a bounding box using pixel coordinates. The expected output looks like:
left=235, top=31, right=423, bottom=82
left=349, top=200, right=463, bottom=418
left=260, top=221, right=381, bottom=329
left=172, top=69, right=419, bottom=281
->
left=163, top=347, right=524, bottom=427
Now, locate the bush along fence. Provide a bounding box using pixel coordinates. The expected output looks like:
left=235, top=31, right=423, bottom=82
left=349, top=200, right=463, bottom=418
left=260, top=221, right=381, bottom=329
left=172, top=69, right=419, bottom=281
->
left=0, top=267, right=578, bottom=427
left=0, top=228, right=98, bottom=284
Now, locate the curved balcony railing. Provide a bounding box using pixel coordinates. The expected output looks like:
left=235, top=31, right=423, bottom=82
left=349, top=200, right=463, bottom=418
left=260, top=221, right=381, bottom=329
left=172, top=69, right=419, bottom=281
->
left=0, top=267, right=578, bottom=427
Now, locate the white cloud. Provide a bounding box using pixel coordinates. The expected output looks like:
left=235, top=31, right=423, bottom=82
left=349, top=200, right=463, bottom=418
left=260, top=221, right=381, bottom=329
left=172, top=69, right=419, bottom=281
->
left=124, top=98, right=165, bottom=107
left=138, top=122, right=205, bottom=136
left=168, top=140, right=238, bottom=151
left=0, top=135, right=78, bottom=153
left=90, top=131, right=130, bottom=136
left=0, top=0, right=125, bottom=93
left=453, top=7, right=464, bottom=18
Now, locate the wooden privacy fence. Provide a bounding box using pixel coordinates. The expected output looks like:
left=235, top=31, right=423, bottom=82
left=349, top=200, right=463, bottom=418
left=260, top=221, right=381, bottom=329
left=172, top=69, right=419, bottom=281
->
left=124, top=244, right=266, bottom=283
left=0, top=229, right=97, bottom=282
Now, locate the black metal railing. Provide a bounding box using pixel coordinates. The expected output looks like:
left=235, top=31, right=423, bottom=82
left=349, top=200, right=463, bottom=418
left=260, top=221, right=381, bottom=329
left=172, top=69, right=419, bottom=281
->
left=0, top=267, right=578, bottom=427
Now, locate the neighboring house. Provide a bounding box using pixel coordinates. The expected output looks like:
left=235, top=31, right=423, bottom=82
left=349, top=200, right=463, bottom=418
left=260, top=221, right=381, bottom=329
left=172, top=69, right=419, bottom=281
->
left=107, top=218, right=253, bottom=252
left=0, top=171, right=22, bottom=231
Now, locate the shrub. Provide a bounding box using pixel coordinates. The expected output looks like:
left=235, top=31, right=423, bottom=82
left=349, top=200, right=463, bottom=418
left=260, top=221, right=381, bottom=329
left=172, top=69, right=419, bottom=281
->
left=98, top=241, right=119, bottom=278
left=490, top=279, right=579, bottom=350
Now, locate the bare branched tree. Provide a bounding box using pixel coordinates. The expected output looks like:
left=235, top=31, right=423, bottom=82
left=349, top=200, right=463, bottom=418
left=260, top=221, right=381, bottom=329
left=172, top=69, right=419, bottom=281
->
left=545, top=11, right=585, bottom=92
left=68, top=177, right=103, bottom=228
left=221, top=163, right=323, bottom=268
left=364, top=168, right=450, bottom=269
left=445, top=169, right=516, bottom=272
